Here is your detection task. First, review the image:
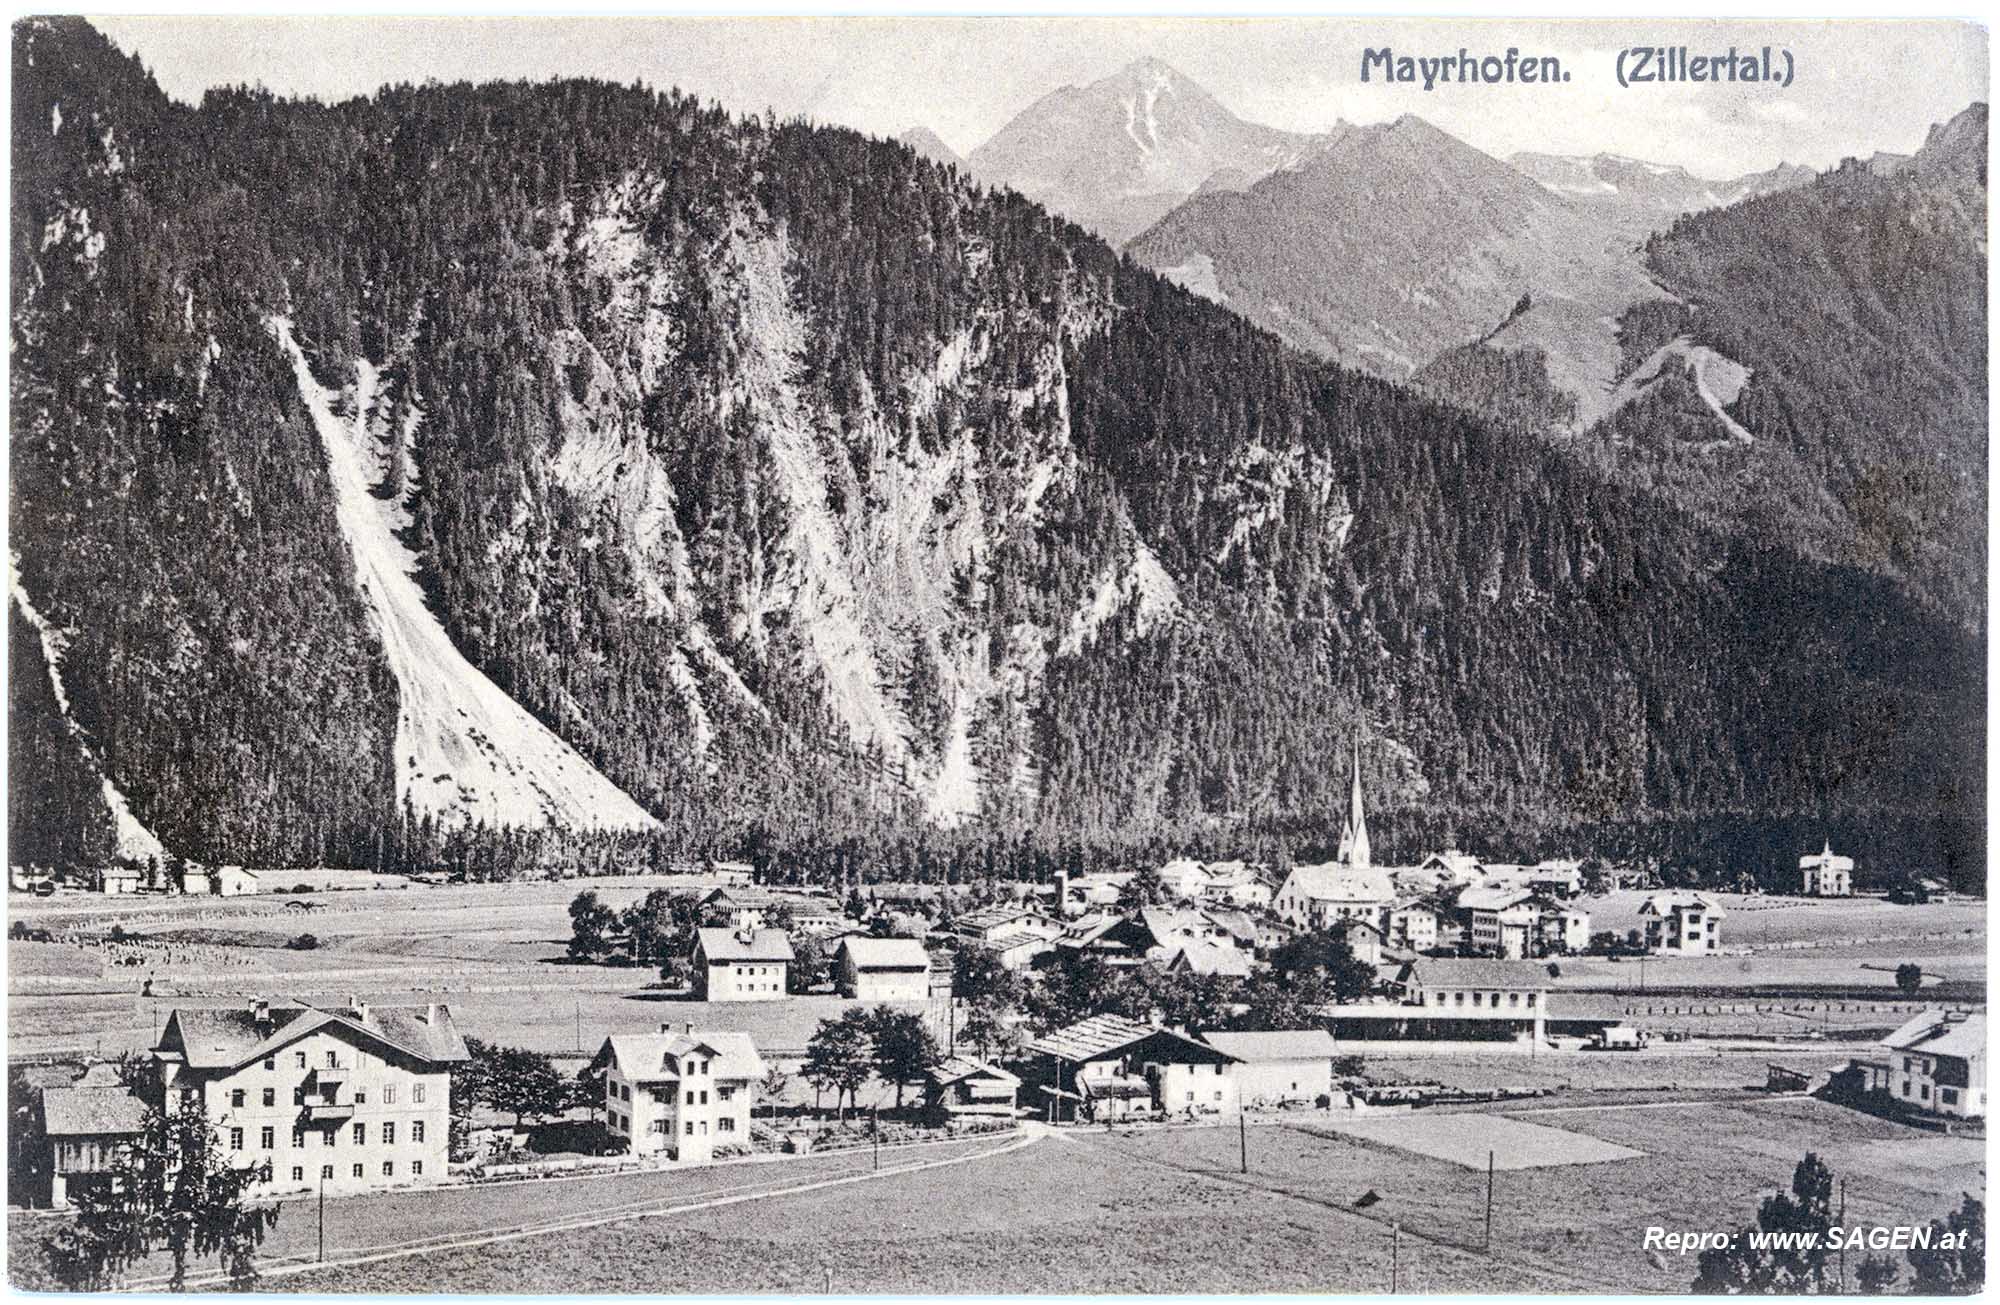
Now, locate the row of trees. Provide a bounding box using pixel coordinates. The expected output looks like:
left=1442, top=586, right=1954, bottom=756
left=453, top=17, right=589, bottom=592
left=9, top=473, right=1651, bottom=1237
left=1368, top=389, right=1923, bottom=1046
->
left=801, top=1006, right=943, bottom=1118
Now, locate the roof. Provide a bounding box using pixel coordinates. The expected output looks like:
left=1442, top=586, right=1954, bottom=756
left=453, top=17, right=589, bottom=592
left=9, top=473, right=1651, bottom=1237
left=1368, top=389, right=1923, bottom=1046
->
left=1024, top=1013, right=1159, bottom=1060
left=836, top=936, right=930, bottom=970
left=696, top=927, right=795, bottom=963
left=600, top=1030, right=765, bottom=1083
left=1881, top=1012, right=1984, bottom=1061
left=43, top=1085, right=150, bottom=1137
left=1198, top=1029, right=1342, bottom=1063
left=1459, top=886, right=1537, bottom=911
left=1639, top=892, right=1720, bottom=915
left=956, top=903, right=1048, bottom=933
left=1281, top=863, right=1394, bottom=904
left=158, top=1000, right=470, bottom=1071
left=1165, top=938, right=1254, bottom=977
left=1399, top=957, right=1551, bottom=991
left=926, top=1056, right=1021, bottom=1087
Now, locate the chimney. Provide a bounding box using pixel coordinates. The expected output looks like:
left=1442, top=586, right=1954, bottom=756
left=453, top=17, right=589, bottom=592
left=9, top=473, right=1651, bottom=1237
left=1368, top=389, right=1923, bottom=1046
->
left=349, top=996, right=368, bottom=1024
left=659, top=1022, right=673, bottom=1035
left=684, top=1022, right=693, bottom=1035
left=248, top=998, right=270, bottom=1027
left=736, top=926, right=755, bottom=945
left=422, top=1003, right=437, bottom=1026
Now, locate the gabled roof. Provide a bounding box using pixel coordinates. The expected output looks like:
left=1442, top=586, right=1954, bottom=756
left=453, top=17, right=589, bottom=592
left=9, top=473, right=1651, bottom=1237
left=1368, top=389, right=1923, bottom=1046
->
left=1800, top=842, right=1856, bottom=871
left=1023, top=1013, right=1157, bottom=1060
left=836, top=936, right=930, bottom=970
left=1881, top=1012, right=1984, bottom=1061
left=600, top=1030, right=765, bottom=1083
left=1398, top=957, right=1551, bottom=991
left=1459, top=885, right=1538, bottom=912
left=1164, top=938, right=1254, bottom=977
left=158, top=1000, right=470, bottom=1071
left=1280, top=863, right=1395, bottom=903
left=42, top=1084, right=150, bottom=1137
left=925, top=1056, right=1021, bottom=1087
left=1198, top=1029, right=1341, bottom=1063
left=696, top=927, right=795, bottom=963
left=1639, top=892, right=1720, bottom=916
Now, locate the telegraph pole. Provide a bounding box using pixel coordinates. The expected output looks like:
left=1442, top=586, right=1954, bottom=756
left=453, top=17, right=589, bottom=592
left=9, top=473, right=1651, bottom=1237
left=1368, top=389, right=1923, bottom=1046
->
left=1838, top=1178, right=1848, bottom=1293
left=1391, top=1223, right=1400, bottom=1292
left=317, top=1168, right=326, bottom=1263
left=1483, top=1150, right=1496, bottom=1253
left=1238, top=1111, right=1248, bottom=1174
left=872, top=1106, right=880, bottom=1171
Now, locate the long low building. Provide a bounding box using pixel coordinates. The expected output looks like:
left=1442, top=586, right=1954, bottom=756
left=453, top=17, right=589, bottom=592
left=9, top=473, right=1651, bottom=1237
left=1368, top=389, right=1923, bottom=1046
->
left=1198, top=1029, right=1341, bottom=1107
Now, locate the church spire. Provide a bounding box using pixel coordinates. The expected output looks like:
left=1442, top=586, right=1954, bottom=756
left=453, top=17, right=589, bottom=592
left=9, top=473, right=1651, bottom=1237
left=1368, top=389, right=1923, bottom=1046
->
left=1342, top=739, right=1371, bottom=868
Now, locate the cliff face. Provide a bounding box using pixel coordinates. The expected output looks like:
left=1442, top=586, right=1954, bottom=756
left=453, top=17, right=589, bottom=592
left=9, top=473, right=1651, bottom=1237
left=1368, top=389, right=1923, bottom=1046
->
left=8, top=20, right=1981, bottom=879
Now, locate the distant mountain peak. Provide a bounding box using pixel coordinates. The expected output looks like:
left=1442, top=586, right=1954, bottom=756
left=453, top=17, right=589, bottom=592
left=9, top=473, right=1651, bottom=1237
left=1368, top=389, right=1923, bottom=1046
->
left=897, top=125, right=964, bottom=169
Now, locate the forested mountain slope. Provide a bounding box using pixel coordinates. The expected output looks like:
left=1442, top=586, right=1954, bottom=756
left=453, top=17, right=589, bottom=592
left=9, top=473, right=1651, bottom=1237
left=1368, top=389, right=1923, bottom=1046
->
left=7, top=20, right=1982, bottom=885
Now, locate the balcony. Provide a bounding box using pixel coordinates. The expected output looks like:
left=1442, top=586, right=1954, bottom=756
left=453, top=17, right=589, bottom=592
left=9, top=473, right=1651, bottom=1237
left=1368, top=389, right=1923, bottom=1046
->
left=299, top=1100, right=354, bottom=1124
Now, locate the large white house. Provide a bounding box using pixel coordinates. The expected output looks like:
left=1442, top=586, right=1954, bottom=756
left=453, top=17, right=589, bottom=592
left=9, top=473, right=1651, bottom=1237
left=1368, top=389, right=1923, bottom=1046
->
left=1799, top=843, right=1855, bottom=896
left=152, top=998, right=466, bottom=1199
left=598, top=1026, right=765, bottom=1162
left=1274, top=863, right=1395, bottom=929
left=1879, top=1011, right=1984, bottom=1119
left=834, top=936, right=932, bottom=1001
left=1638, top=892, right=1723, bottom=955
left=693, top=927, right=794, bottom=1001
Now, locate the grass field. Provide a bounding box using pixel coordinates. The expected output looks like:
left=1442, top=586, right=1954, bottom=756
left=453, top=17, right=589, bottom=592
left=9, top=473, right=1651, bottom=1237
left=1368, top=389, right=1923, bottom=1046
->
left=1310, top=1112, right=1644, bottom=1169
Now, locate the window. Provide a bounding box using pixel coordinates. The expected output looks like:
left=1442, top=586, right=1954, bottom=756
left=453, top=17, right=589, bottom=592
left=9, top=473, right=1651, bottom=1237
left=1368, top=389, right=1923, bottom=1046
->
left=1942, top=1088, right=1959, bottom=1105
left=411, top=1122, right=425, bottom=1144
left=382, top=1162, right=394, bottom=1177
left=351, top=1164, right=363, bottom=1179
left=293, top=1129, right=306, bottom=1148
left=355, top=1091, right=367, bottom=1105
left=685, top=1121, right=695, bottom=1136
left=260, top=1127, right=275, bottom=1150
left=263, top=1088, right=276, bottom=1107
left=292, top=1166, right=304, bottom=1183
left=353, top=1123, right=366, bottom=1146
left=264, top=1058, right=276, bottom=1072
left=412, top=1084, right=425, bottom=1104
left=326, top=1130, right=337, bottom=1148
left=608, top=1079, right=619, bottom=1099
left=230, top=1089, right=246, bottom=1108
left=230, top=1128, right=244, bottom=1151
left=321, top=1165, right=334, bottom=1180
left=297, top=1052, right=308, bottom=1069
left=651, top=1119, right=669, bottom=1133
left=718, top=1117, right=735, bottom=1133
left=327, top=1052, right=338, bottom=1068
left=412, top=1161, right=423, bottom=1177
left=383, top=1122, right=396, bottom=1145
left=384, top=1085, right=396, bottom=1105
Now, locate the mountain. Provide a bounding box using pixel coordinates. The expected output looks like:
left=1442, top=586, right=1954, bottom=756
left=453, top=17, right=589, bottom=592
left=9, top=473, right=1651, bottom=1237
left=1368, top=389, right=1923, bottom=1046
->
left=1587, top=102, right=1989, bottom=624
left=1126, top=115, right=1661, bottom=423
left=8, top=20, right=1981, bottom=887
left=965, top=56, right=1327, bottom=246
left=896, top=126, right=963, bottom=170
left=1509, top=151, right=1814, bottom=222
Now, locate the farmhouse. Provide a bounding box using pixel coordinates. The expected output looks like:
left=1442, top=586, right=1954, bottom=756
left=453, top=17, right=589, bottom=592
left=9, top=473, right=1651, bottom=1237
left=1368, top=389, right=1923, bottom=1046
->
left=1051, top=871, right=1132, bottom=916
left=1799, top=842, right=1854, bottom=897
left=40, top=1063, right=149, bottom=1208
left=1879, top=1011, right=1984, bottom=1119
left=1020, top=1013, right=1241, bottom=1121
left=1274, top=863, right=1395, bottom=929
left=1329, top=916, right=1386, bottom=967
left=1382, top=898, right=1443, bottom=951
left=922, top=1057, right=1021, bottom=1118
left=98, top=865, right=141, bottom=895
left=152, top=997, right=465, bottom=1198
left=1416, top=849, right=1484, bottom=890
left=693, top=927, right=794, bottom=1002
left=1199, top=1029, right=1341, bottom=1107
left=1638, top=892, right=1723, bottom=955
left=834, top=936, right=932, bottom=1001
left=699, top=887, right=840, bottom=932
left=597, top=1026, right=764, bottom=1162
left=1458, top=884, right=1540, bottom=958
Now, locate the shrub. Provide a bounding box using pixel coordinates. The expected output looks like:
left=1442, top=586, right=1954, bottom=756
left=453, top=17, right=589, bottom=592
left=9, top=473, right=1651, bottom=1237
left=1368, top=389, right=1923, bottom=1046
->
left=286, top=933, right=320, bottom=951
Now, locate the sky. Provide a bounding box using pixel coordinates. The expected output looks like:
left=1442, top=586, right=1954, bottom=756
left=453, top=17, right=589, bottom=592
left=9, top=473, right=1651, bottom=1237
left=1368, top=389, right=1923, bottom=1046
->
left=90, top=15, right=1987, bottom=176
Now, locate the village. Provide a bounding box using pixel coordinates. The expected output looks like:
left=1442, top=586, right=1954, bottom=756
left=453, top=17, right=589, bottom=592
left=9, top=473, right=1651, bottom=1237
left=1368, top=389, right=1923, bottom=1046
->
left=5, top=759, right=1987, bottom=1292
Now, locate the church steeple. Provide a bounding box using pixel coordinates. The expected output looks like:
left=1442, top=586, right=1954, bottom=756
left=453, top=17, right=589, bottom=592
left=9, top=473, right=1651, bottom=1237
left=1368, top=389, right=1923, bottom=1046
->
left=1338, top=739, right=1371, bottom=868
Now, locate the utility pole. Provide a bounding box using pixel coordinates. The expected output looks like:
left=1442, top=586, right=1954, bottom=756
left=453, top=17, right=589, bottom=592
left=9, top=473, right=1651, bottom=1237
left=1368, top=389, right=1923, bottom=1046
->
left=872, top=1106, right=880, bottom=1171
left=1838, top=1178, right=1847, bottom=1293
left=574, top=999, right=581, bottom=1054
left=1391, top=1223, right=1400, bottom=1292
left=1238, top=1110, right=1248, bottom=1173
left=1483, top=1150, right=1495, bottom=1253
left=317, top=1168, right=326, bottom=1263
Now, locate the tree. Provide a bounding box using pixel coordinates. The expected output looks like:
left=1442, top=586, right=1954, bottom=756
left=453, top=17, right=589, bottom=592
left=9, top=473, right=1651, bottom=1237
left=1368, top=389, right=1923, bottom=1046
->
left=478, top=1043, right=569, bottom=1129
left=1235, top=928, right=1374, bottom=1028
left=1907, top=1194, right=1984, bottom=1294
left=869, top=1007, right=941, bottom=1111
left=1118, top=863, right=1170, bottom=909
left=571, top=1059, right=606, bottom=1124
left=952, top=946, right=1023, bottom=1008
left=760, top=1065, right=791, bottom=1118
left=789, top=936, right=831, bottom=994
left=959, top=995, right=1024, bottom=1062
left=567, top=889, right=619, bottom=961
left=450, top=1037, right=493, bottom=1161
left=621, top=889, right=700, bottom=965
left=1895, top=963, right=1924, bottom=996
left=284, top=933, right=319, bottom=951
left=9, top=1064, right=49, bottom=1209
left=44, top=1094, right=279, bottom=1291
left=1692, top=1152, right=1836, bottom=1293
left=1856, top=1255, right=1900, bottom=1293
left=802, top=1009, right=875, bottom=1120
